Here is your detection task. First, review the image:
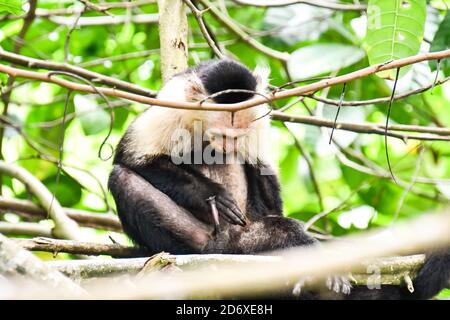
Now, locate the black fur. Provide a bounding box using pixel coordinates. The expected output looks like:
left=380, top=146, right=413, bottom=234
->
left=111, top=150, right=316, bottom=254
left=197, top=60, right=257, bottom=103
left=108, top=60, right=450, bottom=300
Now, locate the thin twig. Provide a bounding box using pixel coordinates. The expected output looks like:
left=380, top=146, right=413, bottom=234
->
left=385, top=68, right=401, bottom=184
left=78, top=0, right=113, bottom=16
left=329, top=82, right=346, bottom=144
left=392, top=146, right=426, bottom=223
left=183, top=0, right=224, bottom=59
left=307, top=76, right=450, bottom=107
left=198, top=0, right=290, bottom=62
left=232, top=0, right=367, bottom=11
left=1, top=49, right=449, bottom=111
left=64, top=7, right=85, bottom=63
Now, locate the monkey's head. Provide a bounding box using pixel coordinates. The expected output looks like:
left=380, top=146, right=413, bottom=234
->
left=124, top=60, right=270, bottom=165
left=158, top=60, right=270, bottom=158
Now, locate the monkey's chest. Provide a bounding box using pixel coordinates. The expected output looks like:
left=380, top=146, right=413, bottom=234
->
left=198, top=164, right=248, bottom=213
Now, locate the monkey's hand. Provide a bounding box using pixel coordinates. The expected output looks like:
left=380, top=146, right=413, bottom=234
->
left=207, top=191, right=246, bottom=227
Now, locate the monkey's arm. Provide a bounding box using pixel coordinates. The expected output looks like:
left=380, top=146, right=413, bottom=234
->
left=245, top=164, right=283, bottom=217
left=120, top=156, right=246, bottom=227
left=109, top=164, right=213, bottom=253
left=109, top=164, right=317, bottom=254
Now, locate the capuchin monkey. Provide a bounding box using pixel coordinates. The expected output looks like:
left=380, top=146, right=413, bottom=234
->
left=108, top=59, right=450, bottom=300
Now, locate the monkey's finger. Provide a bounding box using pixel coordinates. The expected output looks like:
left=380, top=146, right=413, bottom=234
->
left=217, top=197, right=246, bottom=223
left=216, top=203, right=246, bottom=226
left=217, top=209, right=234, bottom=224
left=217, top=200, right=246, bottom=225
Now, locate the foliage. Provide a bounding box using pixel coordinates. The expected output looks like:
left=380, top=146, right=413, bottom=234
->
left=0, top=0, right=23, bottom=15
left=365, top=0, right=427, bottom=79
left=0, top=0, right=449, bottom=298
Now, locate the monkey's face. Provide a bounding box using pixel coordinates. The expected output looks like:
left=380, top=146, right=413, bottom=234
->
left=204, top=107, right=268, bottom=155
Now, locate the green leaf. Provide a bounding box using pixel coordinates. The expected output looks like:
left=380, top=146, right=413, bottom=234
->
left=287, top=44, right=366, bottom=80
left=0, top=73, right=8, bottom=85
left=41, top=175, right=82, bottom=208
left=365, top=0, right=426, bottom=79
left=74, top=94, right=111, bottom=136
left=429, top=13, right=450, bottom=76
left=0, top=0, right=23, bottom=15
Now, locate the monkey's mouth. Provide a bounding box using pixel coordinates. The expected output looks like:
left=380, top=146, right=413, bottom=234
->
left=206, top=128, right=251, bottom=153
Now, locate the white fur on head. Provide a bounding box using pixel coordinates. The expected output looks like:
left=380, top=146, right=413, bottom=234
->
left=122, top=64, right=272, bottom=166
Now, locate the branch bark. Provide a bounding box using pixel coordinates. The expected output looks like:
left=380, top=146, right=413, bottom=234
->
left=44, top=253, right=426, bottom=287
left=0, top=233, right=85, bottom=297
left=12, top=237, right=144, bottom=258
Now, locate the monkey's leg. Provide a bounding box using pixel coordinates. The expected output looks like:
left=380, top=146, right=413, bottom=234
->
left=205, top=216, right=317, bottom=254
left=205, top=216, right=351, bottom=298
left=121, top=156, right=246, bottom=227
left=109, top=164, right=214, bottom=254
left=346, top=248, right=450, bottom=300
left=410, top=248, right=450, bottom=299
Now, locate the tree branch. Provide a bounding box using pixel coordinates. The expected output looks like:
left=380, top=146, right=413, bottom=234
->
left=0, top=49, right=448, bottom=112
left=21, top=211, right=450, bottom=299
left=233, top=0, right=366, bottom=11
left=183, top=0, right=224, bottom=59
left=308, top=76, right=450, bottom=107
left=0, top=234, right=85, bottom=297
left=0, top=161, right=82, bottom=240
left=12, top=237, right=144, bottom=258
left=158, top=0, right=189, bottom=82
left=49, top=13, right=159, bottom=27
left=198, top=0, right=290, bottom=62
left=0, top=49, right=156, bottom=97
left=271, top=112, right=450, bottom=141
left=0, top=196, right=122, bottom=232
left=44, top=254, right=425, bottom=286
left=0, top=222, right=52, bottom=238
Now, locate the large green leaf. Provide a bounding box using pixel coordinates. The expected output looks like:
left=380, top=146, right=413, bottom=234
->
left=365, top=0, right=426, bottom=79
left=287, top=44, right=365, bottom=80
left=0, top=0, right=23, bottom=15
left=429, top=12, right=450, bottom=76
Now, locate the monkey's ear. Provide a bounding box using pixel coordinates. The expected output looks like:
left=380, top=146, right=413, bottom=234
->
left=253, top=65, right=270, bottom=93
